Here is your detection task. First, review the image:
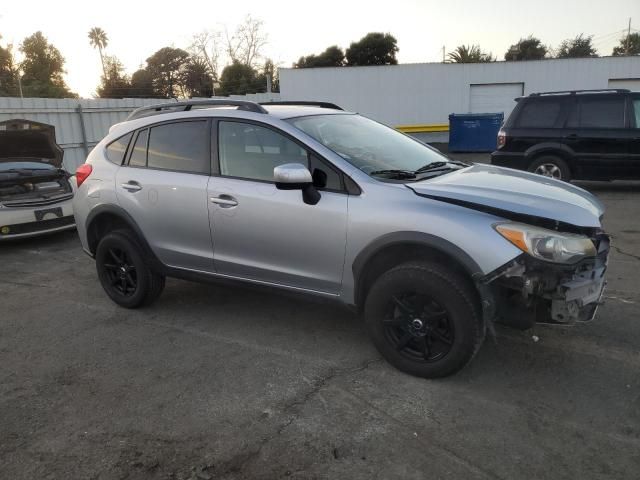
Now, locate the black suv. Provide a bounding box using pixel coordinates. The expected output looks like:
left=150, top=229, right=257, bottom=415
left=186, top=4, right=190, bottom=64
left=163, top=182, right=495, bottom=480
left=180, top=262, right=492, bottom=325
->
left=491, top=89, right=640, bottom=181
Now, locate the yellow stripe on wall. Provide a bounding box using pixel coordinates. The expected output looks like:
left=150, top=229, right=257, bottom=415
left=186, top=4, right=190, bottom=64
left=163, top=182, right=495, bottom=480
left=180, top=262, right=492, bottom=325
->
left=395, top=123, right=449, bottom=133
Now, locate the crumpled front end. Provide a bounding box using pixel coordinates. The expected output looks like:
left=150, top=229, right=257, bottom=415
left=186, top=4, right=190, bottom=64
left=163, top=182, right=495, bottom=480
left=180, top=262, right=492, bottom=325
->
left=485, top=232, right=609, bottom=328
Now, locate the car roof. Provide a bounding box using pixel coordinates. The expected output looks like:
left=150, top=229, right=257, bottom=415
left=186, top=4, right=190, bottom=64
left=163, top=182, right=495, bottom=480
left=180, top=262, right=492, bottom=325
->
left=261, top=104, right=350, bottom=119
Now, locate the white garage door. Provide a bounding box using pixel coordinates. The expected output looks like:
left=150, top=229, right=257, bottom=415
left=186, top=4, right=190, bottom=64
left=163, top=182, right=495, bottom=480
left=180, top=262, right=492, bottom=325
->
left=469, top=83, right=524, bottom=117
left=608, top=78, right=640, bottom=91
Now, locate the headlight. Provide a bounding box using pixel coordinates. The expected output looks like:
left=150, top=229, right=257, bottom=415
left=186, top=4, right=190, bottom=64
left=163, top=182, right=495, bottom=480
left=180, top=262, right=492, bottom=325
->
left=495, top=222, right=596, bottom=264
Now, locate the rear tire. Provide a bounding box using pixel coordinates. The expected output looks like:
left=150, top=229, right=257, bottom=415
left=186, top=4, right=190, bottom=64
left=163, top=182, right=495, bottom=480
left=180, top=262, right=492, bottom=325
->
left=95, top=229, right=165, bottom=308
left=364, top=261, right=484, bottom=378
left=527, top=155, right=571, bottom=182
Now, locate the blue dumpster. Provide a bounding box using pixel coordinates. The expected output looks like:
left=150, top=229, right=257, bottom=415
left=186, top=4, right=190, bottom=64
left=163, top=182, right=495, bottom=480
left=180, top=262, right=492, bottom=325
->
left=448, top=113, right=504, bottom=152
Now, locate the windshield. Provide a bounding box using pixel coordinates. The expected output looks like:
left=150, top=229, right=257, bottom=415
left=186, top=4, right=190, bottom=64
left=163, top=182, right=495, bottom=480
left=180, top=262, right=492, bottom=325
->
left=287, top=114, right=458, bottom=179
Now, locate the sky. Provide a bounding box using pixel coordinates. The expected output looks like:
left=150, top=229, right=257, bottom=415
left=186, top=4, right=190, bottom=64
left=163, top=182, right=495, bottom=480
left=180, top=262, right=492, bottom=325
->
left=0, top=0, right=638, bottom=97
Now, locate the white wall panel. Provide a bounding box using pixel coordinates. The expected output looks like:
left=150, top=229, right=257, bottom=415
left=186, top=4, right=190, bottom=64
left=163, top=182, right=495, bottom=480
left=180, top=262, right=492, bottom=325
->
left=280, top=57, right=640, bottom=127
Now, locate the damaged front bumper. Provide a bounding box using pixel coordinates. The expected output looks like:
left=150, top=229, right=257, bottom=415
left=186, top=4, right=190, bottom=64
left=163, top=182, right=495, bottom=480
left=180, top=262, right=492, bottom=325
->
left=484, top=233, right=609, bottom=328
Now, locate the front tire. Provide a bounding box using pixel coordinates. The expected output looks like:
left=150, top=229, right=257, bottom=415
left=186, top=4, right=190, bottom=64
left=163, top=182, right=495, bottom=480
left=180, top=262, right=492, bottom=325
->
left=364, top=261, right=484, bottom=378
left=527, top=155, right=571, bottom=182
left=95, top=229, right=165, bottom=308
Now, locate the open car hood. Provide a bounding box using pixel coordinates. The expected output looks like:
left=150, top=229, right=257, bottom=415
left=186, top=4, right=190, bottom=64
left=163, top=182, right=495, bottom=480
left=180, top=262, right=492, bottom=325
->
left=0, top=119, right=64, bottom=168
left=407, top=164, right=604, bottom=228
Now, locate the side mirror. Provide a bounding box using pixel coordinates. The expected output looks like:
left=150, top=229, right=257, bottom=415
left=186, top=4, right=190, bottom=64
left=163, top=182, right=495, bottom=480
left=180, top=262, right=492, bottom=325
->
left=274, top=163, right=321, bottom=205
left=274, top=163, right=312, bottom=189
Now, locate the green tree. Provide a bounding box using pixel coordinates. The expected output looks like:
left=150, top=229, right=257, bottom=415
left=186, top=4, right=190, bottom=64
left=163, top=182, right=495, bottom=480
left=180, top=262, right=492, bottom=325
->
left=612, top=32, right=640, bottom=56
left=447, top=44, right=495, bottom=63
left=218, top=61, right=263, bottom=96
left=96, top=55, right=132, bottom=98
left=345, top=33, right=398, bottom=66
left=88, top=27, right=108, bottom=78
left=145, top=47, right=190, bottom=98
left=130, top=68, right=157, bottom=97
left=182, top=57, right=214, bottom=97
left=505, top=36, right=548, bottom=61
left=295, top=46, right=345, bottom=68
left=557, top=34, right=598, bottom=58
left=20, top=31, right=75, bottom=98
left=0, top=37, right=18, bottom=96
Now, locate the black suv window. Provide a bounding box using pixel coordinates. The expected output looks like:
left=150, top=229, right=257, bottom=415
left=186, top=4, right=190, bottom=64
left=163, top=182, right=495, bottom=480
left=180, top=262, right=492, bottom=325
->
left=105, top=133, right=133, bottom=165
left=632, top=98, right=640, bottom=128
left=516, top=99, right=563, bottom=128
left=567, top=96, right=626, bottom=128
left=147, top=121, right=209, bottom=174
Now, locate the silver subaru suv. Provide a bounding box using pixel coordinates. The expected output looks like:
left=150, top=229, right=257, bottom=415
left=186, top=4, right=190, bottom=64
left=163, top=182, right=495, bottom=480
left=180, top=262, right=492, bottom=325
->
left=73, top=100, right=609, bottom=378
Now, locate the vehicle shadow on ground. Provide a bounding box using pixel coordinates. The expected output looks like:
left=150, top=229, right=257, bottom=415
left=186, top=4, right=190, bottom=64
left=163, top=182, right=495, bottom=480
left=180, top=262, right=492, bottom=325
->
left=576, top=180, right=640, bottom=193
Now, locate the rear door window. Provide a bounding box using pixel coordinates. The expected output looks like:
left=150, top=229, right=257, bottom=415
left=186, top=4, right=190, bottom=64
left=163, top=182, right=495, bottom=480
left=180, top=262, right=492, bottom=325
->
left=567, top=96, right=626, bottom=128
left=128, top=129, right=148, bottom=167
left=147, top=121, right=210, bottom=174
left=516, top=99, right=563, bottom=128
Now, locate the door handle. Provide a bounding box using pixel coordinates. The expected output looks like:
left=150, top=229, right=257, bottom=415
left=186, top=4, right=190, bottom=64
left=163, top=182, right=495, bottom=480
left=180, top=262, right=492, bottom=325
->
left=121, top=181, right=142, bottom=192
left=210, top=195, right=238, bottom=207
left=564, top=133, right=578, bottom=139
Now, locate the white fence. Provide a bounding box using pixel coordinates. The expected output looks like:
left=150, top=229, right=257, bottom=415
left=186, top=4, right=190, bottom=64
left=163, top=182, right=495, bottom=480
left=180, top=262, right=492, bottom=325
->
left=0, top=97, right=172, bottom=171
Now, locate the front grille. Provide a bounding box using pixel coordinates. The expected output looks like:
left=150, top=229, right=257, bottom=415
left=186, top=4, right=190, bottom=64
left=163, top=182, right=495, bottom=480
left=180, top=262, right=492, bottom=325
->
left=1, top=215, right=75, bottom=235
left=2, top=193, right=73, bottom=208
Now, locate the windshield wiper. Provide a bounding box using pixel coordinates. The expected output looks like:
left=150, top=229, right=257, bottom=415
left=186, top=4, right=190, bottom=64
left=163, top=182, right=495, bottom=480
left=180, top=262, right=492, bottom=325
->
left=369, top=169, right=417, bottom=179
left=414, top=161, right=471, bottom=174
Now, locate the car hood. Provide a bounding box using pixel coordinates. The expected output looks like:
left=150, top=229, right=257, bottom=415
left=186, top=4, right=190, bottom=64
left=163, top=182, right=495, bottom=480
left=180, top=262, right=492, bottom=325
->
left=407, top=164, right=604, bottom=228
left=0, top=119, right=63, bottom=168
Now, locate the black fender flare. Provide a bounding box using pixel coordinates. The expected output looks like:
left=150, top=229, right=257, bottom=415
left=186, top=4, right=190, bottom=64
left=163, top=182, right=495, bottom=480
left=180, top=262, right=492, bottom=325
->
left=524, top=142, right=575, bottom=162
left=352, top=231, right=495, bottom=323
left=85, top=204, right=160, bottom=266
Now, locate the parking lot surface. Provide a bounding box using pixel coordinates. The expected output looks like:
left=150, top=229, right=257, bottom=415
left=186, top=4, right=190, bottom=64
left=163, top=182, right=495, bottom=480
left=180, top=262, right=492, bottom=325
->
left=2, top=166, right=640, bottom=479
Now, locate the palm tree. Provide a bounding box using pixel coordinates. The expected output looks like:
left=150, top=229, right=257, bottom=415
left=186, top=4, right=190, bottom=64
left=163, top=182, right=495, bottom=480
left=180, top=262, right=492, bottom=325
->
left=447, top=44, right=495, bottom=63
left=88, top=27, right=109, bottom=77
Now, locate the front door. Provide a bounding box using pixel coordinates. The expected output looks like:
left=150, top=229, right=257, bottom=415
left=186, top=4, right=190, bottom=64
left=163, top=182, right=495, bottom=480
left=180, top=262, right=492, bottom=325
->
left=115, top=120, right=214, bottom=272
left=208, top=120, right=348, bottom=294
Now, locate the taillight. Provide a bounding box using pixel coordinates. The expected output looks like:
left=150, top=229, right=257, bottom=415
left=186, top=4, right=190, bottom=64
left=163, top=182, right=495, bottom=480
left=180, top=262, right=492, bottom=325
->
left=76, top=164, right=93, bottom=187
left=497, top=130, right=506, bottom=148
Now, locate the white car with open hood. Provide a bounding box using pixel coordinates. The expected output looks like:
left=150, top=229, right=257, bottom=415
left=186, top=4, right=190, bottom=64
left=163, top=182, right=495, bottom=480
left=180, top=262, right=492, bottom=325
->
left=0, top=119, right=75, bottom=240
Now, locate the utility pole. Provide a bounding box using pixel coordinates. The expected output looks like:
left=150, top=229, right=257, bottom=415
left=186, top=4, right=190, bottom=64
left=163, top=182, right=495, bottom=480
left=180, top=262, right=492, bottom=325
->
left=626, top=17, right=632, bottom=55
left=442, top=45, right=445, bottom=63
left=17, top=72, right=23, bottom=98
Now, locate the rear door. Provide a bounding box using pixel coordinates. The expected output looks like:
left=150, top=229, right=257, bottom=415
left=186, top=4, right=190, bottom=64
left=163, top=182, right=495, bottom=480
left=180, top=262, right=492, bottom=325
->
left=115, top=119, right=215, bottom=272
left=563, top=94, right=630, bottom=179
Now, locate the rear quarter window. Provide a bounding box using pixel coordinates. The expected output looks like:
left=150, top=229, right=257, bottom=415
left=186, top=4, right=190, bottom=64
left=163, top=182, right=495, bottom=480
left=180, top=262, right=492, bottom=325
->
left=105, top=132, right=133, bottom=164
left=515, top=99, right=563, bottom=128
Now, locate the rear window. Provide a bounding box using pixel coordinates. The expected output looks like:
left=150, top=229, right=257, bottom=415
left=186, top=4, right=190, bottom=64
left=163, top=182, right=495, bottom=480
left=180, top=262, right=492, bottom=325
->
left=567, top=96, right=626, bottom=128
left=516, top=99, right=563, bottom=128
left=147, top=121, right=209, bottom=174
left=105, top=133, right=132, bottom=165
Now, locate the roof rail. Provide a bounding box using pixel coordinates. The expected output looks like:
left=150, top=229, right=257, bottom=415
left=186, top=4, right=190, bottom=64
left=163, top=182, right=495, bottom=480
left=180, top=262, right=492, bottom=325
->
left=126, top=99, right=268, bottom=121
left=260, top=101, right=343, bottom=110
left=530, top=89, right=630, bottom=97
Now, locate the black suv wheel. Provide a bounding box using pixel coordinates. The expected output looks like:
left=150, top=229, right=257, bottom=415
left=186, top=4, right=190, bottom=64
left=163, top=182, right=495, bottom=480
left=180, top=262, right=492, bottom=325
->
left=95, top=229, right=165, bottom=308
left=364, top=261, right=484, bottom=378
left=527, top=155, right=571, bottom=181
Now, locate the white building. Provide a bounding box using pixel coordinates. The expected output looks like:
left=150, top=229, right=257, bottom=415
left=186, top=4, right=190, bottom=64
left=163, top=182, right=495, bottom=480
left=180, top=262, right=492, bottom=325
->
left=279, top=56, right=640, bottom=141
